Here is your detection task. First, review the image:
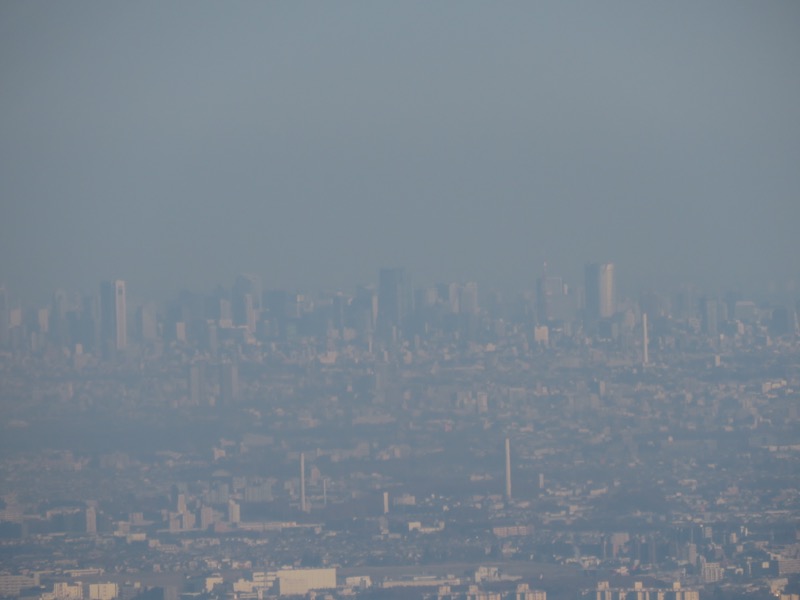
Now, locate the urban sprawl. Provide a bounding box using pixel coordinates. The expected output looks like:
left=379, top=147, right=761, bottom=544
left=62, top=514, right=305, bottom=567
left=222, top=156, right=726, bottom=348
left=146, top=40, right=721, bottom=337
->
left=1, top=265, right=799, bottom=600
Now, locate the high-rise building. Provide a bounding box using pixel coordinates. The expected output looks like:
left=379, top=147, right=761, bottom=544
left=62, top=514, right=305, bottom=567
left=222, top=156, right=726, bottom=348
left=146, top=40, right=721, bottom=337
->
left=536, top=273, right=573, bottom=323
left=585, top=263, right=615, bottom=320
left=437, top=282, right=460, bottom=314
left=232, top=273, right=261, bottom=331
left=377, top=268, right=412, bottom=340
left=85, top=506, right=97, bottom=535
left=100, top=280, right=126, bottom=352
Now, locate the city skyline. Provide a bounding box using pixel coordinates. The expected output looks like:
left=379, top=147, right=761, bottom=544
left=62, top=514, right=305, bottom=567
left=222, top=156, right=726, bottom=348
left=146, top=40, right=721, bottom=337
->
left=2, top=3, right=800, bottom=598
left=2, top=252, right=799, bottom=308
left=2, top=262, right=797, bottom=364
left=1, top=257, right=798, bottom=312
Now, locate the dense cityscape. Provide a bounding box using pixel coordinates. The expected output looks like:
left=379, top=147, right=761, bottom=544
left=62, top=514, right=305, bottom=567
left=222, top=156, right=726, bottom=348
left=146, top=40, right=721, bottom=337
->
left=1, top=264, right=799, bottom=600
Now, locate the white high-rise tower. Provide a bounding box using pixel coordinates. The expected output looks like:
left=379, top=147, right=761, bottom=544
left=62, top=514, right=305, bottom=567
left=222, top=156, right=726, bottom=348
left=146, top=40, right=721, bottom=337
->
left=585, top=263, right=615, bottom=320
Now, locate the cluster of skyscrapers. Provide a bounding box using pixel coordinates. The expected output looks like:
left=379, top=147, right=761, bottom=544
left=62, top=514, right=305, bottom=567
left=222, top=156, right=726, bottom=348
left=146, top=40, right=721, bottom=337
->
left=7, top=260, right=792, bottom=362
left=0, top=262, right=620, bottom=357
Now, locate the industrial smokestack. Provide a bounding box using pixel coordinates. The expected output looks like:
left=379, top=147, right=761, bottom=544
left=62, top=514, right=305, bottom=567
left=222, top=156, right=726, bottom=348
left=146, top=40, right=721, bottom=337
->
left=300, top=452, right=306, bottom=512
left=505, top=437, right=512, bottom=500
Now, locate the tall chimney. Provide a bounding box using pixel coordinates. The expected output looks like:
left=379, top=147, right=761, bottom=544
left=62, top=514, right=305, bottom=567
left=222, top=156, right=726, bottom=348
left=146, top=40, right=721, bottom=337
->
left=505, top=437, right=512, bottom=500
left=300, top=452, right=306, bottom=512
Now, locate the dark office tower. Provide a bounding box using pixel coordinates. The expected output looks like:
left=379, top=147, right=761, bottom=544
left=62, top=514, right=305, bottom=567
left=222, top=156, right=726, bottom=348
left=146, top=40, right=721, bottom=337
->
left=585, top=263, right=615, bottom=320
left=232, top=274, right=261, bottom=329
left=100, top=280, right=127, bottom=353
left=436, top=282, right=460, bottom=314
left=377, top=268, right=412, bottom=340
left=699, top=298, right=719, bottom=337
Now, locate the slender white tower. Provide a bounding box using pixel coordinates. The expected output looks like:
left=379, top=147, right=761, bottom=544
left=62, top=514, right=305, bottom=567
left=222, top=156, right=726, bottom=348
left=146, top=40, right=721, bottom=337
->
left=300, top=453, right=306, bottom=512
left=505, top=438, right=512, bottom=500
left=642, top=313, right=649, bottom=366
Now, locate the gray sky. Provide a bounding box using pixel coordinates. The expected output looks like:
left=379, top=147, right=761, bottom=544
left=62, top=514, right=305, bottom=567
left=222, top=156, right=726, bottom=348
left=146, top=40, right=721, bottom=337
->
left=1, top=2, right=798, bottom=303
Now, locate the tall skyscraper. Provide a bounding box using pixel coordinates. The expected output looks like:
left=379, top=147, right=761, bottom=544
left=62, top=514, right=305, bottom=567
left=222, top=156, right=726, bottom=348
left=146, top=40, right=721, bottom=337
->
left=585, top=263, right=615, bottom=320
left=377, top=268, right=411, bottom=340
left=100, top=280, right=127, bottom=352
left=536, top=272, right=573, bottom=324
left=85, top=506, right=97, bottom=535
left=232, top=273, right=261, bottom=331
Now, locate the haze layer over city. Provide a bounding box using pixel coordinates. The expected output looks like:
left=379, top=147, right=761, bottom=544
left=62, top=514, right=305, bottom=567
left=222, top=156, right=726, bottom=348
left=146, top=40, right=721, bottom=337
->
left=2, top=2, right=799, bottom=302
left=1, top=3, right=799, bottom=600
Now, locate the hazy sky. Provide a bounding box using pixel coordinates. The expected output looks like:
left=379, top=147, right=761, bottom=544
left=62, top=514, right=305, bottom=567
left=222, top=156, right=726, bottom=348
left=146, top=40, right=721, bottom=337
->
left=1, top=2, right=798, bottom=303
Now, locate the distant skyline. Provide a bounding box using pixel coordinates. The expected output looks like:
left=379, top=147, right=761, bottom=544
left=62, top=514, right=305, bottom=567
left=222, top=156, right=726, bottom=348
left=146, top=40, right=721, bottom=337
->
left=2, top=2, right=799, bottom=303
